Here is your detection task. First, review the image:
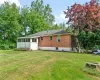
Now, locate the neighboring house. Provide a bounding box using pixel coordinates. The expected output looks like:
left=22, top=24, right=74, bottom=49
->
left=17, top=30, right=72, bottom=51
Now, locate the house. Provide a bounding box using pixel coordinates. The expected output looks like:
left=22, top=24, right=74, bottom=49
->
left=17, top=30, right=72, bottom=51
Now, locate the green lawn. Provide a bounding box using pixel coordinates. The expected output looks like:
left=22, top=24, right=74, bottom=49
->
left=0, top=50, right=100, bottom=80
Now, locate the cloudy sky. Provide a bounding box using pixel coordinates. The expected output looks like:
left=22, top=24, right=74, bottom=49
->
left=0, top=0, right=91, bottom=24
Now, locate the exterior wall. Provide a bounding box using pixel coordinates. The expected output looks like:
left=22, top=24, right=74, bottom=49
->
left=39, top=47, right=71, bottom=51
left=30, top=39, right=38, bottom=50
left=38, top=34, right=72, bottom=51
left=17, top=38, right=38, bottom=50
left=17, top=42, right=30, bottom=49
left=58, top=47, right=71, bottom=51
left=30, top=42, right=38, bottom=50
left=39, top=47, right=55, bottom=51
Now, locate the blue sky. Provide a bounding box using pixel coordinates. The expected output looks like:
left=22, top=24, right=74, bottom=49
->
left=0, top=0, right=91, bottom=24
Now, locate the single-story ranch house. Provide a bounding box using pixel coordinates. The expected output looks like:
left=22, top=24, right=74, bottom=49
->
left=17, top=30, right=73, bottom=51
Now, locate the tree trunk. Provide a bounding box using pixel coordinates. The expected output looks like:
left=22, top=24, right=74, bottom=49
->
left=74, top=36, right=82, bottom=53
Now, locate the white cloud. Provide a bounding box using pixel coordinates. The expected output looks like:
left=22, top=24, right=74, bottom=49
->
left=0, top=0, right=21, bottom=7
left=54, top=11, right=68, bottom=24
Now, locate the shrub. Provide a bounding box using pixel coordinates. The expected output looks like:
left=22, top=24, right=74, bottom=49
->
left=0, top=42, right=16, bottom=50
left=93, top=45, right=100, bottom=50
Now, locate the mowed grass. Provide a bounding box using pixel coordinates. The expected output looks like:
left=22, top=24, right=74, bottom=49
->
left=0, top=50, right=100, bottom=80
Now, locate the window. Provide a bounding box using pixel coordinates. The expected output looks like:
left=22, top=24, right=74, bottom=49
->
left=18, top=39, right=21, bottom=42
left=32, top=38, right=37, bottom=42
left=18, top=38, right=30, bottom=42
left=21, top=39, right=23, bottom=42
left=26, top=38, right=30, bottom=42
left=23, top=39, right=25, bottom=42
left=57, top=36, right=61, bottom=42
left=56, top=47, right=58, bottom=50
left=41, top=37, right=43, bottom=40
left=50, top=36, right=52, bottom=40
left=27, top=39, right=30, bottom=42
left=20, top=39, right=22, bottom=42
left=26, top=39, right=28, bottom=42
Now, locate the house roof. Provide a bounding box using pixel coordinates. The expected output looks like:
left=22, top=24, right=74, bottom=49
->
left=18, top=29, right=70, bottom=39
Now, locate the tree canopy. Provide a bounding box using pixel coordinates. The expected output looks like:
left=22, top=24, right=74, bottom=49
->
left=64, top=0, right=100, bottom=52
left=64, top=0, right=100, bottom=32
left=0, top=2, right=22, bottom=43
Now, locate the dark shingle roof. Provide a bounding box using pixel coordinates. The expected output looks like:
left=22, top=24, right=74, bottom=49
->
left=19, top=30, right=69, bottom=38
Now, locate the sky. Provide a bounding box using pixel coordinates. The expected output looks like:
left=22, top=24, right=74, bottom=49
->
left=0, top=0, right=91, bottom=24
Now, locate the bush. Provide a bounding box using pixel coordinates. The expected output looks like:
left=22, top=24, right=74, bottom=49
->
left=0, top=44, right=9, bottom=50
left=0, top=42, right=16, bottom=50
left=9, top=43, right=16, bottom=49
left=93, top=45, right=100, bottom=50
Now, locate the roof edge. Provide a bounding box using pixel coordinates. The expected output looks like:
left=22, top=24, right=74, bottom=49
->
left=18, top=33, right=71, bottom=39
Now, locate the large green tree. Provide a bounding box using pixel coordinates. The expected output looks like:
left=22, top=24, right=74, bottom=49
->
left=0, top=2, right=22, bottom=43
left=21, top=0, right=55, bottom=35
left=31, top=0, right=55, bottom=26
left=27, top=10, right=49, bottom=34
left=21, top=6, right=49, bottom=34
left=21, top=6, right=30, bottom=35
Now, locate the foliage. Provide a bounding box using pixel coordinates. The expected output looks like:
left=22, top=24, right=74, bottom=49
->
left=0, top=2, right=22, bottom=49
left=0, top=2, right=22, bottom=40
left=0, top=41, right=16, bottom=50
left=77, top=29, right=100, bottom=50
left=31, top=0, right=55, bottom=26
left=0, top=0, right=60, bottom=49
left=20, top=6, right=30, bottom=35
left=64, top=0, right=100, bottom=52
left=49, top=23, right=67, bottom=30
left=94, top=45, right=100, bottom=49
left=64, top=0, right=100, bottom=32
left=26, top=10, right=49, bottom=34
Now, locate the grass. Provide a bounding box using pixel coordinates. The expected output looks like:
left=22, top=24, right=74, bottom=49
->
left=82, top=67, right=100, bottom=77
left=0, top=50, right=100, bottom=80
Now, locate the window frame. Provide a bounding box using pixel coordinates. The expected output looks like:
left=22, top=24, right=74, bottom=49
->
left=32, top=38, right=37, bottom=42
left=23, top=39, right=25, bottom=42
left=49, top=36, right=52, bottom=40
left=27, top=39, right=30, bottom=42
left=57, top=35, right=61, bottom=42
left=18, top=39, right=21, bottom=42
left=41, top=37, right=43, bottom=40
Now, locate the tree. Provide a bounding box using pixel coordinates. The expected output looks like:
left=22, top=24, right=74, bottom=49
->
left=0, top=2, right=22, bottom=42
left=31, top=0, right=55, bottom=26
left=50, top=24, right=62, bottom=30
left=21, top=6, right=30, bottom=36
left=0, top=2, right=23, bottom=49
left=27, top=10, right=49, bottom=34
left=64, top=0, right=100, bottom=52
left=64, top=0, right=100, bottom=32
left=59, top=22, right=67, bottom=29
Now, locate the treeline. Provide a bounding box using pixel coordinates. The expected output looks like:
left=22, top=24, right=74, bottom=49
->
left=0, top=0, right=66, bottom=50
